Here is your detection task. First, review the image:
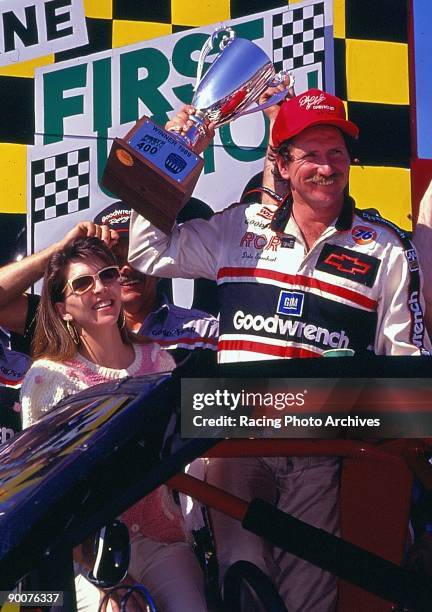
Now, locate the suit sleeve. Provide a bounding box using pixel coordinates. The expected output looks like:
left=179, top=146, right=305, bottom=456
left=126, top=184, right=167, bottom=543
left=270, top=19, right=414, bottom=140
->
left=128, top=209, right=230, bottom=281
left=412, top=180, right=432, bottom=336
left=374, top=243, right=431, bottom=356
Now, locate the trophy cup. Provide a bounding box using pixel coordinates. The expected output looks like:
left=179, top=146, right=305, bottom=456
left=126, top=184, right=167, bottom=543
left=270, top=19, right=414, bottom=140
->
left=102, top=26, right=293, bottom=234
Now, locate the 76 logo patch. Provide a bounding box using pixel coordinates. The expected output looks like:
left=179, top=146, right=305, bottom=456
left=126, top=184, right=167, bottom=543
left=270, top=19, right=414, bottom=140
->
left=351, top=225, right=377, bottom=245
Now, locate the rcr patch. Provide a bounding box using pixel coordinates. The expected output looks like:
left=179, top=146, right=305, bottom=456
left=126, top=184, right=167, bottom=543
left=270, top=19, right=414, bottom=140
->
left=239, top=231, right=282, bottom=252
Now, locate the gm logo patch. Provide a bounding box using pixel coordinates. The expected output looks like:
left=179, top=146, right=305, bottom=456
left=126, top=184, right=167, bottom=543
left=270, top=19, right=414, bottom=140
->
left=316, top=244, right=380, bottom=287
left=277, top=291, right=304, bottom=316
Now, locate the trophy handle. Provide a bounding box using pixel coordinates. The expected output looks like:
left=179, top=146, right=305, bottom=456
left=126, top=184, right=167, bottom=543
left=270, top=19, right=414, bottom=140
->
left=194, top=26, right=236, bottom=93
left=235, top=72, right=295, bottom=118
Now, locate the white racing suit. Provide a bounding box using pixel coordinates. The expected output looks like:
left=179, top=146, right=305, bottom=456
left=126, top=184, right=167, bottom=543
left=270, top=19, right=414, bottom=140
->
left=129, top=196, right=430, bottom=611
left=129, top=197, right=429, bottom=360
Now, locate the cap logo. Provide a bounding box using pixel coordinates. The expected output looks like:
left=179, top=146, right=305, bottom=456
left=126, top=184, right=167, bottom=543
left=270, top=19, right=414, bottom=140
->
left=102, top=210, right=130, bottom=225
left=298, top=93, right=335, bottom=112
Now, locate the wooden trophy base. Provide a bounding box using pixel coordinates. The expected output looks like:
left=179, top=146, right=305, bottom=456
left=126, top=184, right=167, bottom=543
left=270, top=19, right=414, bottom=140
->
left=102, top=117, right=204, bottom=234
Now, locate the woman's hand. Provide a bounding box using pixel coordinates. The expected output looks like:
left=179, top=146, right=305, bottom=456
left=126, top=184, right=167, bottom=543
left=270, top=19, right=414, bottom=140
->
left=58, top=221, right=119, bottom=251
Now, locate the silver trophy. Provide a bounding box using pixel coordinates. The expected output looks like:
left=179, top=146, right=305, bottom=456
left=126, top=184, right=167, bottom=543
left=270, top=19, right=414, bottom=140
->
left=178, top=25, right=294, bottom=146
left=103, top=26, right=294, bottom=233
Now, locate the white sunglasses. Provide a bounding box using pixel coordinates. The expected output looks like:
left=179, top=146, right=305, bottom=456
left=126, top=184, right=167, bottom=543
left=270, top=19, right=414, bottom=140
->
left=63, top=265, right=120, bottom=296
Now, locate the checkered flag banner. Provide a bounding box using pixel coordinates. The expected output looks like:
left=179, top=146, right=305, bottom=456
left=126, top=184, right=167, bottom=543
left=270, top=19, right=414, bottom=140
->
left=31, top=147, right=90, bottom=223
left=272, top=1, right=325, bottom=73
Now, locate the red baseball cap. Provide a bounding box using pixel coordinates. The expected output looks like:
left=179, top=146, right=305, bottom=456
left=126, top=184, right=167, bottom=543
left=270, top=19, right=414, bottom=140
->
left=272, top=88, right=359, bottom=147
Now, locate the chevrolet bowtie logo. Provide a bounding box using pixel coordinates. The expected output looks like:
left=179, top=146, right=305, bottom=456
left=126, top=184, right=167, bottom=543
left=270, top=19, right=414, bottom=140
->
left=317, top=244, right=380, bottom=287
left=324, top=253, right=371, bottom=275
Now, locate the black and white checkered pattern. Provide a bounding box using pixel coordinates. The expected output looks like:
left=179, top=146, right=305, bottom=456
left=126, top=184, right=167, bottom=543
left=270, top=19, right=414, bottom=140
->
left=31, top=147, right=90, bottom=223
left=272, top=2, right=325, bottom=73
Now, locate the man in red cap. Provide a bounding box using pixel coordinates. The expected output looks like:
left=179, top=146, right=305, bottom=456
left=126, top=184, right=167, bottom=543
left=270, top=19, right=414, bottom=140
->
left=128, top=89, right=430, bottom=610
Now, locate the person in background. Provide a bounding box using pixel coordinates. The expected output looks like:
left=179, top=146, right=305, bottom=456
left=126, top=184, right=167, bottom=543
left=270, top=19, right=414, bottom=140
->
left=0, top=329, right=31, bottom=443
left=0, top=208, right=218, bottom=365
left=20, top=236, right=207, bottom=612
left=93, top=202, right=218, bottom=365
left=127, top=89, right=430, bottom=611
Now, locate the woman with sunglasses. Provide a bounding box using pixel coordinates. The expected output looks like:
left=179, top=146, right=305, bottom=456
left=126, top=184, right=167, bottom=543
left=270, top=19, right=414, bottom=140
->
left=20, top=237, right=207, bottom=611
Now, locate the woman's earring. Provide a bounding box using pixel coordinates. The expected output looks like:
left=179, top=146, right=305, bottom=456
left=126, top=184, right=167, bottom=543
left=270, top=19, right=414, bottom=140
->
left=119, top=310, right=126, bottom=330
left=66, top=319, right=80, bottom=345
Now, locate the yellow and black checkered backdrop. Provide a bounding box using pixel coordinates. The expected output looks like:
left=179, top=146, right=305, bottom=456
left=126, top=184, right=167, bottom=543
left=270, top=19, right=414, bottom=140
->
left=0, top=0, right=412, bottom=262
